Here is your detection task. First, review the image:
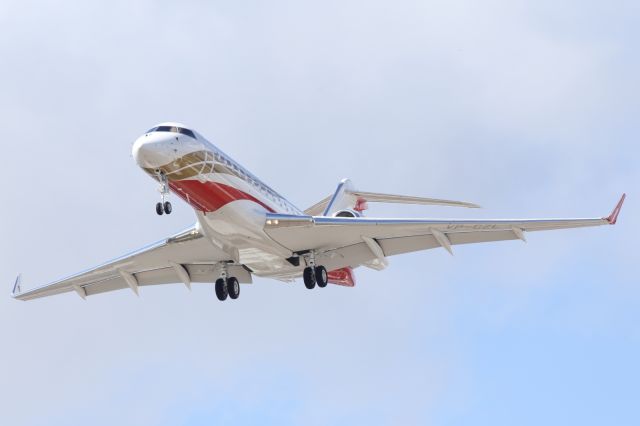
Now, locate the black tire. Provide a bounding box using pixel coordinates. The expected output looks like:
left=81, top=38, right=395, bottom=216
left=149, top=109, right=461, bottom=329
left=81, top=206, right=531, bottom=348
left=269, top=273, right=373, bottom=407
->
left=163, top=201, right=172, bottom=215
left=303, top=267, right=316, bottom=289
left=227, top=277, right=240, bottom=299
left=215, top=278, right=228, bottom=301
left=315, top=266, right=328, bottom=288
left=156, top=202, right=164, bottom=215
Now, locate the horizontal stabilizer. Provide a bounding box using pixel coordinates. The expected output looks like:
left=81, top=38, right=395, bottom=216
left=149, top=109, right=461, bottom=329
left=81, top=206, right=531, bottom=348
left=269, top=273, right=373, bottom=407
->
left=304, top=178, right=480, bottom=216
left=350, top=191, right=480, bottom=209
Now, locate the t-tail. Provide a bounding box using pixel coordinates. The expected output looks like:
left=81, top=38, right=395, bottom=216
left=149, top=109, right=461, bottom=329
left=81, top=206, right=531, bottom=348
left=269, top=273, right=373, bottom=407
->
left=304, top=178, right=480, bottom=218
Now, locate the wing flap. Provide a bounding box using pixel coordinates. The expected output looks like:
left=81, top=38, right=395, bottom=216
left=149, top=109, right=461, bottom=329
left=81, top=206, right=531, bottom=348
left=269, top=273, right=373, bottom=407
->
left=136, top=268, right=177, bottom=287
left=84, top=277, right=128, bottom=297
left=378, top=230, right=520, bottom=257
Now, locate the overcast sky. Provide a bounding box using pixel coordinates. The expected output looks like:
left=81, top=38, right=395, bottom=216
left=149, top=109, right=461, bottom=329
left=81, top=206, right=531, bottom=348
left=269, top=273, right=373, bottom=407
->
left=1, top=1, right=638, bottom=425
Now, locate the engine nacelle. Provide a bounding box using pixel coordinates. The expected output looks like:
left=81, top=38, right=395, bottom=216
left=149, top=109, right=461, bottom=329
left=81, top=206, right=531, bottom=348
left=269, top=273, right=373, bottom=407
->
left=333, top=209, right=362, bottom=218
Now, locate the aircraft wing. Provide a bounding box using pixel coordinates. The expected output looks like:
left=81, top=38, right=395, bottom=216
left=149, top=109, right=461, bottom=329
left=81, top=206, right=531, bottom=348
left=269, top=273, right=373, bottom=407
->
left=266, top=195, right=625, bottom=269
left=12, top=226, right=249, bottom=301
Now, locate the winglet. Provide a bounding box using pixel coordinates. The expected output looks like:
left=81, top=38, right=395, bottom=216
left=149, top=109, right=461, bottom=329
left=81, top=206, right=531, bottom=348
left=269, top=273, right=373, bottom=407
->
left=12, top=274, right=22, bottom=297
left=605, top=193, right=626, bottom=225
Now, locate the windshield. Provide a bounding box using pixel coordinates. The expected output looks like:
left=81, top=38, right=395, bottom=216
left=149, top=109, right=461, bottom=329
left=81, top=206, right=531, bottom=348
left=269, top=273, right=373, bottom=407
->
left=146, top=126, right=196, bottom=139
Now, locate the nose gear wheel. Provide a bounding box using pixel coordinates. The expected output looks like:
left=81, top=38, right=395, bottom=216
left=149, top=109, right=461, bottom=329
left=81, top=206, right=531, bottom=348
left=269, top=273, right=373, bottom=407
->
left=163, top=201, right=172, bottom=214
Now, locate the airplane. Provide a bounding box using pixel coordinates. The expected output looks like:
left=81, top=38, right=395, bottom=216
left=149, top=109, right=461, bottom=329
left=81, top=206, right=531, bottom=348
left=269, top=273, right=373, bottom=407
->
left=11, top=122, right=626, bottom=302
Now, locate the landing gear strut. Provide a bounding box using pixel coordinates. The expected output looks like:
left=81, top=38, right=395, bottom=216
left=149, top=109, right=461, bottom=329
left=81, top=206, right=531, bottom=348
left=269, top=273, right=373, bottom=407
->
left=155, top=171, right=172, bottom=215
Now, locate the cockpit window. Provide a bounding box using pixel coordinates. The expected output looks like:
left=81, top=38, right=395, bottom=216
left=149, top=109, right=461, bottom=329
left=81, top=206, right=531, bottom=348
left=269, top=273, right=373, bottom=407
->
left=178, top=128, right=196, bottom=138
left=156, top=125, right=177, bottom=132
left=147, top=126, right=196, bottom=139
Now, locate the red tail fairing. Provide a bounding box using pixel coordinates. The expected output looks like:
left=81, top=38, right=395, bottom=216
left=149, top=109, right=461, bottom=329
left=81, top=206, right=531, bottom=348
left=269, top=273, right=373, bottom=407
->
left=328, top=267, right=356, bottom=287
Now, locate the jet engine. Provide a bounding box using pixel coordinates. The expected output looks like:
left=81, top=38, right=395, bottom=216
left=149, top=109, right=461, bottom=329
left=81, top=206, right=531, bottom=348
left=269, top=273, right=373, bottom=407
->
left=333, top=209, right=362, bottom=218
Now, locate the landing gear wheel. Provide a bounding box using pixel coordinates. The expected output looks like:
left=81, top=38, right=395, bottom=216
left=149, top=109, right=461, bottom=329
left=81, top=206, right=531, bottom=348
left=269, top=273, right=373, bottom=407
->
left=156, top=202, right=164, bottom=215
left=227, top=277, right=240, bottom=299
left=163, top=201, right=172, bottom=215
left=215, top=278, right=228, bottom=301
left=303, top=267, right=316, bottom=289
left=315, top=266, right=328, bottom=288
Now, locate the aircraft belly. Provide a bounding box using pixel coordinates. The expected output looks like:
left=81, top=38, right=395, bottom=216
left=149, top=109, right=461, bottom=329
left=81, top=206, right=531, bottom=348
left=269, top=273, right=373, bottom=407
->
left=238, top=247, right=297, bottom=277
left=197, top=202, right=294, bottom=275
left=157, top=151, right=304, bottom=278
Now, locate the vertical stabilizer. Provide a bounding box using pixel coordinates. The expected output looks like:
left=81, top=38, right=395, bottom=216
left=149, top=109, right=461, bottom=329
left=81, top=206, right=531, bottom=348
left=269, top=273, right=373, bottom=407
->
left=322, top=178, right=361, bottom=216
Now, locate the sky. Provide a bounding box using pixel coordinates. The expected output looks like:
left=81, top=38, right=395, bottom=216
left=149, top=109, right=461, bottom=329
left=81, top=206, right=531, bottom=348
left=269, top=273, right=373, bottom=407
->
left=0, top=1, right=638, bottom=425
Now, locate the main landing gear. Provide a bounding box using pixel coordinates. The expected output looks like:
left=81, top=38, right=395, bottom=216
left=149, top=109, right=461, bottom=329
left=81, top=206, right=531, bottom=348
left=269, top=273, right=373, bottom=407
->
left=302, top=251, right=328, bottom=289
left=155, top=170, right=172, bottom=215
left=215, top=277, right=241, bottom=301
left=215, top=264, right=241, bottom=301
left=303, top=265, right=328, bottom=289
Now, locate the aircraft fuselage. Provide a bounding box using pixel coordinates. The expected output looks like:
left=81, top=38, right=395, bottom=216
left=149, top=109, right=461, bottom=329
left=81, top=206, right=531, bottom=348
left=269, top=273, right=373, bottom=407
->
left=132, top=123, right=302, bottom=279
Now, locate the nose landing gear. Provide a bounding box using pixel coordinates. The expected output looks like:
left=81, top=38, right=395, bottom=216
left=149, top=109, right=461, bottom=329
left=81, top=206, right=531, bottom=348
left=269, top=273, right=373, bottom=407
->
left=156, top=201, right=172, bottom=215
left=155, top=171, right=172, bottom=215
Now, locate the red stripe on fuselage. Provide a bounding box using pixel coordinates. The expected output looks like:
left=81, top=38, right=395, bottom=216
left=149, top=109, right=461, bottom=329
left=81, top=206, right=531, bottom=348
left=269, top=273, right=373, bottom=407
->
left=169, top=180, right=275, bottom=213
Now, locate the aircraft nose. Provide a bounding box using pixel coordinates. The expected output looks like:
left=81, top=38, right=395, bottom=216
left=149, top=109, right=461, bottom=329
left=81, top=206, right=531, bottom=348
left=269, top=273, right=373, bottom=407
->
left=132, top=133, right=178, bottom=169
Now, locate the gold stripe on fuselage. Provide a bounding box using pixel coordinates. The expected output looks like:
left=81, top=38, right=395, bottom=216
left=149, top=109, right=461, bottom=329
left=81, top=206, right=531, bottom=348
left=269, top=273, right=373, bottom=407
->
left=143, top=150, right=242, bottom=182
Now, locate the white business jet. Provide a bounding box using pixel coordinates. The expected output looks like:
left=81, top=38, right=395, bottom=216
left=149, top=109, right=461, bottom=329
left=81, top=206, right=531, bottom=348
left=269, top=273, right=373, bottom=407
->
left=12, top=123, right=626, bottom=301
